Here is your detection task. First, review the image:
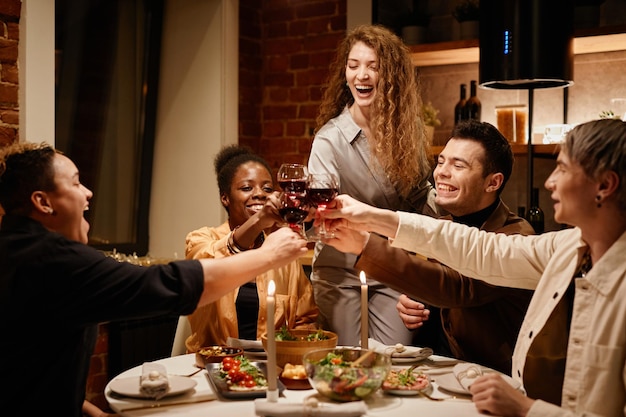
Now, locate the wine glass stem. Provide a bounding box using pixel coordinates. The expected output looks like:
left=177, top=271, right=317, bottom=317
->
left=318, top=205, right=328, bottom=235
left=289, top=223, right=307, bottom=240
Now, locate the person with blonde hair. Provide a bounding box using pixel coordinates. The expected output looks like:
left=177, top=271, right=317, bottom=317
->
left=320, top=118, right=626, bottom=416
left=308, top=24, right=438, bottom=346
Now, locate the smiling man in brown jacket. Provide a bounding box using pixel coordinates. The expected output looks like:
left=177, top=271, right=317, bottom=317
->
left=325, top=120, right=534, bottom=374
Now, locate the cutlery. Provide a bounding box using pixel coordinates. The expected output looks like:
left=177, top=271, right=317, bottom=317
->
left=172, top=368, right=203, bottom=377
left=182, top=368, right=204, bottom=377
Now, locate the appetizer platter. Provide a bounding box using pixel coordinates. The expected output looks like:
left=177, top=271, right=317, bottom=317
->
left=205, top=355, right=284, bottom=399
left=382, top=366, right=433, bottom=397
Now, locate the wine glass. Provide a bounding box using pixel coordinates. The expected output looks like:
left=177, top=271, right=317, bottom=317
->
left=276, top=164, right=310, bottom=239
left=307, top=173, right=339, bottom=238
left=278, top=191, right=310, bottom=239
left=277, top=163, right=308, bottom=194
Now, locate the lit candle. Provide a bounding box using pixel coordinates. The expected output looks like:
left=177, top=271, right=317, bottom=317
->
left=360, top=271, right=369, bottom=349
left=266, top=280, right=278, bottom=401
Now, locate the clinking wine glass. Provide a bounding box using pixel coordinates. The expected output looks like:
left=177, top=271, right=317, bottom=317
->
left=307, top=173, right=339, bottom=238
left=278, top=191, right=310, bottom=239
left=277, top=163, right=308, bottom=193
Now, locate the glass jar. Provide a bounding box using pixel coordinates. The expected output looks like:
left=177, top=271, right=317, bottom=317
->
left=495, top=104, right=527, bottom=144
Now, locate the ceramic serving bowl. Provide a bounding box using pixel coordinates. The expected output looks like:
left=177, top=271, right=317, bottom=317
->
left=303, top=347, right=391, bottom=402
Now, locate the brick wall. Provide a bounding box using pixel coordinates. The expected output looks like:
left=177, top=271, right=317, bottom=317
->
left=86, top=324, right=111, bottom=411
left=241, top=0, right=347, bottom=170
left=0, top=0, right=20, bottom=147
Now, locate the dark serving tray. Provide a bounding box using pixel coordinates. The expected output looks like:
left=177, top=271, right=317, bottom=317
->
left=205, top=361, right=284, bottom=400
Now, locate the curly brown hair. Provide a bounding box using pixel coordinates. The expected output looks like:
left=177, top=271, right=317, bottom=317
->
left=315, top=24, right=431, bottom=197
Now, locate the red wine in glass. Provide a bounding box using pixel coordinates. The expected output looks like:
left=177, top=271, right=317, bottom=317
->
left=278, top=191, right=309, bottom=239
left=278, top=179, right=307, bottom=194
left=277, top=164, right=308, bottom=192
left=307, top=173, right=339, bottom=238
left=307, top=187, right=339, bottom=208
left=278, top=206, right=309, bottom=225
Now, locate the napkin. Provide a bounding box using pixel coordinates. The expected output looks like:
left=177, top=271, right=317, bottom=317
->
left=139, top=362, right=169, bottom=399
left=254, top=397, right=367, bottom=417
left=367, top=338, right=433, bottom=360
left=226, top=336, right=264, bottom=351
left=452, top=363, right=483, bottom=391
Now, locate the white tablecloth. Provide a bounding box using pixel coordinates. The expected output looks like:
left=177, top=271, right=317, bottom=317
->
left=105, top=353, right=486, bottom=417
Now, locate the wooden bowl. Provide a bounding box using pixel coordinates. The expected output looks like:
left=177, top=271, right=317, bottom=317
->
left=194, top=345, right=244, bottom=368
left=261, top=329, right=338, bottom=369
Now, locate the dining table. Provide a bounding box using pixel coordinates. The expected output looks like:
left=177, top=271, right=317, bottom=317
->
left=105, top=352, right=491, bottom=417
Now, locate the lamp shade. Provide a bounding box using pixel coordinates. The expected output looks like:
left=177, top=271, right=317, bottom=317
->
left=479, top=0, right=574, bottom=89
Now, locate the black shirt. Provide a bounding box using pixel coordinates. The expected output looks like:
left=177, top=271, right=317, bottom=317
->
left=0, top=215, right=204, bottom=417
left=236, top=281, right=259, bottom=340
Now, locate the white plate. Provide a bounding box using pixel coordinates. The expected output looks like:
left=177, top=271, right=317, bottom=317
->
left=244, top=349, right=267, bottom=359
left=391, top=356, right=429, bottom=364
left=435, top=370, right=520, bottom=395
left=109, top=375, right=197, bottom=399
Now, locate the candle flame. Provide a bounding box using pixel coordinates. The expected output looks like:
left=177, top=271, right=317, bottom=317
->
left=268, top=279, right=276, bottom=296
left=359, top=271, right=366, bottom=285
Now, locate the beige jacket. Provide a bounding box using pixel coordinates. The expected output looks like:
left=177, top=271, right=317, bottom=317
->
left=183, top=222, right=318, bottom=351
left=393, top=212, right=626, bottom=417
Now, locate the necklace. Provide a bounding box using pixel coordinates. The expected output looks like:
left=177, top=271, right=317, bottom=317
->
left=578, top=250, right=593, bottom=278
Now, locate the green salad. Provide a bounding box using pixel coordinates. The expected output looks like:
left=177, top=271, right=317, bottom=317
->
left=309, top=352, right=385, bottom=401
left=275, top=326, right=330, bottom=341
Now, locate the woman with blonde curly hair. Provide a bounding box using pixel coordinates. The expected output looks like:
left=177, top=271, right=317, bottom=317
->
left=307, top=24, right=439, bottom=346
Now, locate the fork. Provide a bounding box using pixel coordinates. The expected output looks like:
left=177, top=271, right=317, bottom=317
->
left=172, top=368, right=203, bottom=377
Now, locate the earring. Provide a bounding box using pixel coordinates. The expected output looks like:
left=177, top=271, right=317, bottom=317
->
left=596, top=195, right=602, bottom=208
left=45, top=207, right=53, bottom=214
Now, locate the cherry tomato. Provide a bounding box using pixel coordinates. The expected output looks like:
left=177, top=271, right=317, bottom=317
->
left=232, top=358, right=241, bottom=368
left=244, top=378, right=256, bottom=388
left=330, top=357, right=343, bottom=365
left=221, top=358, right=233, bottom=371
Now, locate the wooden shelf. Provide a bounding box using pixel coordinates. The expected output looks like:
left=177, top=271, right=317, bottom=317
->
left=409, top=29, right=626, bottom=67
left=430, top=143, right=559, bottom=156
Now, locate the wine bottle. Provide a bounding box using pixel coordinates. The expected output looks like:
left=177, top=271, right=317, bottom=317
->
left=526, top=188, right=544, bottom=233
left=464, top=80, right=481, bottom=121
left=454, top=83, right=467, bottom=125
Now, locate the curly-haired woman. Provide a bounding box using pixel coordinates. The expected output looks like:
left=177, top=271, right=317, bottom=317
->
left=307, top=24, right=439, bottom=346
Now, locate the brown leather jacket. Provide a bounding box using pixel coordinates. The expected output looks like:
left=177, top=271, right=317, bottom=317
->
left=355, top=200, right=535, bottom=374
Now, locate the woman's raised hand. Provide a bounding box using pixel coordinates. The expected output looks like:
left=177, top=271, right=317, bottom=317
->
left=260, top=225, right=308, bottom=264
